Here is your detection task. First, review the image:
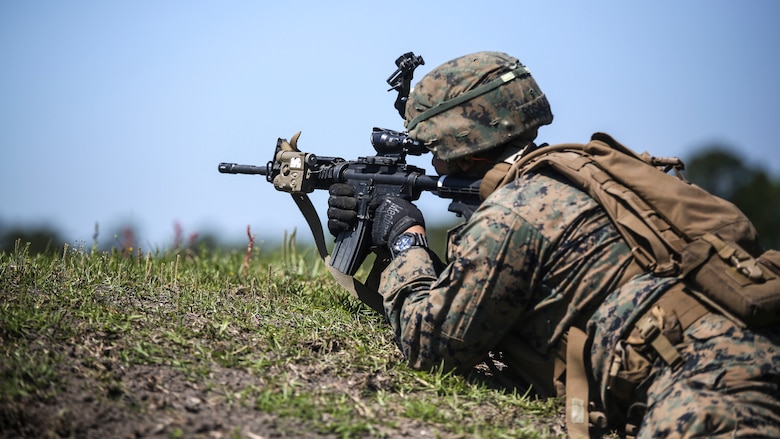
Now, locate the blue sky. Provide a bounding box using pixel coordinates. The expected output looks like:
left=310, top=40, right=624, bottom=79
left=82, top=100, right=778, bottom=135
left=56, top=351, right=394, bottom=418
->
left=2, top=1, right=778, bottom=250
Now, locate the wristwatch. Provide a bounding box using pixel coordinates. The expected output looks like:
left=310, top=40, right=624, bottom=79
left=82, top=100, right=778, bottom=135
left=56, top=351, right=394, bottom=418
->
left=390, top=232, right=429, bottom=258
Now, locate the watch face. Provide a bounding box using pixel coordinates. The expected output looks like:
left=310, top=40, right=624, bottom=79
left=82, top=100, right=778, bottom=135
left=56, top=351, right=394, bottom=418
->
left=393, top=234, right=414, bottom=252
left=391, top=233, right=427, bottom=257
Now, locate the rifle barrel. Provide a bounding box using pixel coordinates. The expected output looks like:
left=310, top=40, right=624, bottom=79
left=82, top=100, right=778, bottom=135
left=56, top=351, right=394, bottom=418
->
left=218, top=162, right=268, bottom=175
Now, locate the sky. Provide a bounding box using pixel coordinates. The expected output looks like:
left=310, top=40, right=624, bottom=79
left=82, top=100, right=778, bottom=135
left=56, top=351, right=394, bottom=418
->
left=2, top=1, right=779, bottom=250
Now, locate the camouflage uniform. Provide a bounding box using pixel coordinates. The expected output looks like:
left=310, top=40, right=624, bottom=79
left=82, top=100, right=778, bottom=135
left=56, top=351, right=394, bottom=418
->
left=381, top=169, right=634, bottom=390
left=379, top=169, right=780, bottom=437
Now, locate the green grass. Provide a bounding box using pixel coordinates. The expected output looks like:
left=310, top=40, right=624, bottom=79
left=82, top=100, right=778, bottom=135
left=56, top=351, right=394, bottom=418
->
left=0, top=240, right=564, bottom=438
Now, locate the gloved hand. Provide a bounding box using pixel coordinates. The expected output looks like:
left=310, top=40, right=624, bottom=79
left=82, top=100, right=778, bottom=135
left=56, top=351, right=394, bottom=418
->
left=371, top=196, right=425, bottom=248
left=327, top=183, right=358, bottom=236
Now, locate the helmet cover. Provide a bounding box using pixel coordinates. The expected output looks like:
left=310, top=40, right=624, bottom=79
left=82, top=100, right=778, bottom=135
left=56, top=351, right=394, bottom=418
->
left=405, top=51, right=553, bottom=161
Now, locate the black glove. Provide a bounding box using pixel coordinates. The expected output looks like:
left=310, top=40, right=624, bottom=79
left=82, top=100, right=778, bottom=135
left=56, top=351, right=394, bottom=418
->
left=327, top=183, right=358, bottom=236
left=371, top=196, right=425, bottom=247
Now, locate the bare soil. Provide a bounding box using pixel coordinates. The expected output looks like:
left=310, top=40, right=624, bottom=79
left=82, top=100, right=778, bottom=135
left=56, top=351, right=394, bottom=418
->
left=0, top=335, right=568, bottom=439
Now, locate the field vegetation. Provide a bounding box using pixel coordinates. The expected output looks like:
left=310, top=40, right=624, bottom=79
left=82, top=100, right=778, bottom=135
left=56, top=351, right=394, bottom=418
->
left=1, top=236, right=566, bottom=438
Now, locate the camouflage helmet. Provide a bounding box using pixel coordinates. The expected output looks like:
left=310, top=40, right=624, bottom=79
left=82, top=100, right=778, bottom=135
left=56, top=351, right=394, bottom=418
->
left=404, top=51, right=553, bottom=161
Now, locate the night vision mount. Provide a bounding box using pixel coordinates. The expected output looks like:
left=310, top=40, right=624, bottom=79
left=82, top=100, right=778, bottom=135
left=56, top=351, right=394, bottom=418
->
left=386, top=52, right=425, bottom=119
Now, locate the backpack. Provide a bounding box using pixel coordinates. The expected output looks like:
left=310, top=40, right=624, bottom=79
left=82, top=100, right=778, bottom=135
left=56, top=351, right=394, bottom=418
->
left=506, top=132, right=780, bottom=327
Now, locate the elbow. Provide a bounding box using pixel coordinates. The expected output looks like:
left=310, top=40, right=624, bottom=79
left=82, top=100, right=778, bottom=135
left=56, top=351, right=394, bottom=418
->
left=400, top=329, right=478, bottom=373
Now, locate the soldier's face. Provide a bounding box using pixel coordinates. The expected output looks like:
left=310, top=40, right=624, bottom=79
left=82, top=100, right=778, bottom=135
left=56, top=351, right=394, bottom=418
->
left=433, top=155, right=488, bottom=177
left=432, top=156, right=468, bottom=176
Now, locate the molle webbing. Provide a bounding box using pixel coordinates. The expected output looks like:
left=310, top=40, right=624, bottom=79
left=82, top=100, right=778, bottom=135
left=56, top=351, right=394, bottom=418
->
left=406, top=66, right=531, bottom=131
left=633, top=284, right=710, bottom=370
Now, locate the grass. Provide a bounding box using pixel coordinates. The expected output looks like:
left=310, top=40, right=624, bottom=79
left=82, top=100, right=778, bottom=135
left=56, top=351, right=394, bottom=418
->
left=0, top=239, right=564, bottom=438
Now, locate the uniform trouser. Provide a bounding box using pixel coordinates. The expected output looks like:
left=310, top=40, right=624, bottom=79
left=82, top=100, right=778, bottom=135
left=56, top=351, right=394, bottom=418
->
left=638, top=313, right=780, bottom=438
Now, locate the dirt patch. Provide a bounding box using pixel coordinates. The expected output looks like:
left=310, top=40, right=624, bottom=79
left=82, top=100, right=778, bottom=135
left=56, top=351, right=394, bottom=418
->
left=3, top=358, right=320, bottom=438
left=1, top=344, right=568, bottom=438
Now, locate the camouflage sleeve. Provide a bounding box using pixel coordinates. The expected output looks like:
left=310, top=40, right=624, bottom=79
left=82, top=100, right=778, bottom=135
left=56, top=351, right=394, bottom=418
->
left=379, top=203, right=546, bottom=372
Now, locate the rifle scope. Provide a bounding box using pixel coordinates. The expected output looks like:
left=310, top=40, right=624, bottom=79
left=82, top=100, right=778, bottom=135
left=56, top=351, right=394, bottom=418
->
left=370, top=128, right=428, bottom=156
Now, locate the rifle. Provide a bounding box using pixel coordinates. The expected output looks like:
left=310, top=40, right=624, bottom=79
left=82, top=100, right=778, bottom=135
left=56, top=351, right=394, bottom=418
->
left=218, top=127, right=481, bottom=277
left=217, top=52, right=481, bottom=313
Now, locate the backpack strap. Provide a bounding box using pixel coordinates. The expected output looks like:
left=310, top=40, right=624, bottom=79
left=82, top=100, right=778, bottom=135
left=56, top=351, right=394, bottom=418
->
left=557, top=151, right=681, bottom=274
left=565, top=326, right=594, bottom=439
left=502, top=139, right=687, bottom=276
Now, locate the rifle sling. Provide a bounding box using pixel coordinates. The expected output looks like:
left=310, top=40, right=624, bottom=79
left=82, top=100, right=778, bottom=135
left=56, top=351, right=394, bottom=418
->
left=290, top=194, right=386, bottom=314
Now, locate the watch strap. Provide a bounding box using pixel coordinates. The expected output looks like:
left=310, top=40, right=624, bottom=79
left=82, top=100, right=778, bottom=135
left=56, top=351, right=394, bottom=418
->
left=391, top=232, right=429, bottom=258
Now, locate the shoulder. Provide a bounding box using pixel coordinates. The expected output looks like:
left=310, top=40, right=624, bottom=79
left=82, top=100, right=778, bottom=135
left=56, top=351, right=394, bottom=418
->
left=481, top=169, right=601, bottom=237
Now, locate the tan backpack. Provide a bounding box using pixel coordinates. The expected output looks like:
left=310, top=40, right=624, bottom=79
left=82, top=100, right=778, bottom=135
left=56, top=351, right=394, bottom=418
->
left=507, top=132, right=780, bottom=327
